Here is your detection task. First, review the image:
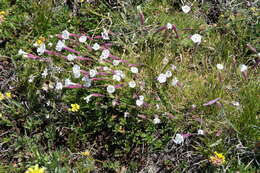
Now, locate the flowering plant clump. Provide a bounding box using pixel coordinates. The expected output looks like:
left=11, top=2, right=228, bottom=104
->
left=209, top=152, right=226, bottom=166
left=4, top=1, right=258, bottom=171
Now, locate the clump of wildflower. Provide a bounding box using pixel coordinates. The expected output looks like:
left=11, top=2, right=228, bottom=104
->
left=68, top=104, right=80, bottom=112
left=209, top=152, right=226, bottom=166
left=25, top=164, right=45, bottom=173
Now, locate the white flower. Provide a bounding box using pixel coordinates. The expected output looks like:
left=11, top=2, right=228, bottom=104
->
left=130, top=67, right=139, bottom=74
left=165, top=70, right=172, bottom=78
left=162, top=57, right=169, bottom=65
left=137, top=5, right=141, bottom=12
left=191, top=34, right=202, bottom=44
left=18, top=49, right=27, bottom=56
left=28, top=75, right=35, bottom=83
left=181, top=5, right=191, bottom=13
left=79, top=36, right=87, bottom=43
left=56, top=40, right=65, bottom=51
left=89, top=69, right=97, bottom=78
left=67, top=54, right=76, bottom=61
left=124, top=112, right=129, bottom=118
left=101, top=28, right=109, bottom=40
left=128, top=81, right=136, bottom=88
left=107, top=85, right=115, bottom=94
left=192, top=104, right=196, bottom=109
left=113, top=60, right=120, bottom=66
left=113, top=74, right=121, bottom=82
left=258, top=53, right=260, bottom=58
left=231, top=101, right=240, bottom=107
left=157, top=73, right=167, bottom=83
left=55, top=82, right=63, bottom=90
left=73, top=65, right=81, bottom=78
left=82, top=77, right=92, bottom=87
left=37, top=44, right=46, bottom=55
left=112, top=100, right=117, bottom=106
left=84, top=95, right=92, bottom=103
left=92, top=43, right=100, bottom=51
left=114, top=70, right=125, bottom=79
left=216, top=64, right=224, bottom=70
left=100, top=49, right=110, bottom=59
left=153, top=117, right=161, bottom=124
left=197, top=129, right=204, bottom=135
left=173, top=133, right=184, bottom=144
left=41, top=68, right=48, bottom=78
left=103, top=66, right=110, bottom=71
left=171, top=64, right=177, bottom=70
left=62, top=30, right=70, bottom=40
left=240, top=64, right=248, bottom=72
left=136, top=99, right=144, bottom=107
left=139, top=95, right=144, bottom=101
left=171, top=77, right=179, bottom=86
left=65, top=78, right=76, bottom=87
left=166, top=23, right=173, bottom=30
left=48, top=42, right=53, bottom=47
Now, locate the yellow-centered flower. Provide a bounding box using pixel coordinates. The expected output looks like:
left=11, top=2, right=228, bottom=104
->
left=68, top=104, right=80, bottom=112
left=25, top=164, right=45, bottom=173
left=209, top=152, right=225, bottom=166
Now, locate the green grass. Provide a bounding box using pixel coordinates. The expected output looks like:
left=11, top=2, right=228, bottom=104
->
left=0, top=0, right=259, bottom=172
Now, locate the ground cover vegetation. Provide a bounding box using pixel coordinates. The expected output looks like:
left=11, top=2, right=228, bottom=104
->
left=0, top=0, right=259, bottom=172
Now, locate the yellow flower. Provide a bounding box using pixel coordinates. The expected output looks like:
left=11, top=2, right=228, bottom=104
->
left=209, top=152, right=225, bottom=166
left=0, top=92, right=4, bottom=101
left=25, top=164, right=45, bottom=173
left=79, top=0, right=85, bottom=2
left=81, top=150, right=91, bottom=157
left=35, top=37, right=45, bottom=46
left=0, top=113, right=2, bottom=118
left=68, top=104, right=80, bottom=112
left=0, top=11, right=6, bottom=15
left=36, top=39, right=43, bottom=45
left=5, top=92, right=12, bottom=99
